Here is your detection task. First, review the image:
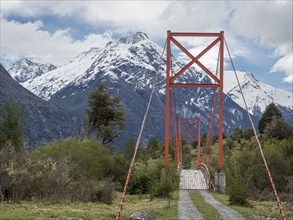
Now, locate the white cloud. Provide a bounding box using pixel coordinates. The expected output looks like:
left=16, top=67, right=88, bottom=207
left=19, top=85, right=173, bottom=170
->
left=271, top=53, right=293, bottom=83
left=1, top=1, right=84, bottom=17
left=229, top=1, right=293, bottom=82
left=229, top=1, right=292, bottom=46
left=0, top=18, right=112, bottom=66
left=0, top=1, right=292, bottom=83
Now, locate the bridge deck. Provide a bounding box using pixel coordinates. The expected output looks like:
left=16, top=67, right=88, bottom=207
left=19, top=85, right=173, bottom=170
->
left=179, top=169, right=208, bottom=190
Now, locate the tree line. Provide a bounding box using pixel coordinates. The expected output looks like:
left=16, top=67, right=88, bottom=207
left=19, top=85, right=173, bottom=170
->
left=0, top=83, right=292, bottom=206
left=0, top=84, right=178, bottom=204
left=224, top=103, right=293, bottom=205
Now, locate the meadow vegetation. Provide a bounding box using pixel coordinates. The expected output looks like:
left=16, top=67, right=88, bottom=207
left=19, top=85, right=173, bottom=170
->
left=223, top=103, right=293, bottom=206
left=0, top=92, right=292, bottom=219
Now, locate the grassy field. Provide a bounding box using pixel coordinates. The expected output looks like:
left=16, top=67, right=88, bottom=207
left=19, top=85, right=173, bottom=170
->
left=1, top=190, right=292, bottom=220
left=0, top=191, right=178, bottom=220
left=211, top=192, right=293, bottom=220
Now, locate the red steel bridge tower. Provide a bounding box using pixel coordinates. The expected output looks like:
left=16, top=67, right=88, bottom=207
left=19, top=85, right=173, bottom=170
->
left=164, top=31, right=225, bottom=170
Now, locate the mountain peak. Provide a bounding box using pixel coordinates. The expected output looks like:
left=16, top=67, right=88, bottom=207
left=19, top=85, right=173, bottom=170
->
left=240, top=71, right=259, bottom=82
left=70, top=47, right=102, bottom=63
left=9, top=58, right=56, bottom=83
left=17, top=58, right=33, bottom=65
left=118, top=32, right=149, bottom=44
left=224, top=70, right=293, bottom=120
left=133, top=31, right=149, bottom=40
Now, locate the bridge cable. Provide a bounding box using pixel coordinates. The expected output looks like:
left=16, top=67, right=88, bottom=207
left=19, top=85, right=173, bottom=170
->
left=115, top=40, right=167, bottom=219
left=224, top=39, right=286, bottom=220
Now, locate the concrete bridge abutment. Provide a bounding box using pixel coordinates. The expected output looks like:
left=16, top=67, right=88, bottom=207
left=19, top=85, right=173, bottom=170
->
left=214, top=170, right=226, bottom=193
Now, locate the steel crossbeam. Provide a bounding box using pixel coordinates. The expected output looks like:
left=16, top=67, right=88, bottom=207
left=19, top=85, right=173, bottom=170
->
left=164, top=31, right=224, bottom=169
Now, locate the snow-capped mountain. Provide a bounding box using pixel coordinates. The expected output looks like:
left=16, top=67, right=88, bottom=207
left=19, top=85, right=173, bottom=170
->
left=224, top=71, right=293, bottom=121
left=8, top=58, right=56, bottom=83
left=9, top=32, right=255, bottom=148
left=22, top=47, right=102, bottom=100
left=21, top=32, right=208, bottom=101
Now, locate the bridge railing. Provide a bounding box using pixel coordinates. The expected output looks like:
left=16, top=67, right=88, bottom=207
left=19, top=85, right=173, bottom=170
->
left=197, top=163, right=211, bottom=189
left=177, top=162, right=183, bottom=173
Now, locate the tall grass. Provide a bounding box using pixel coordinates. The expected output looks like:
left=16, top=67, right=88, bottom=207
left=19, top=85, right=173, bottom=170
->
left=0, top=191, right=179, bottom=220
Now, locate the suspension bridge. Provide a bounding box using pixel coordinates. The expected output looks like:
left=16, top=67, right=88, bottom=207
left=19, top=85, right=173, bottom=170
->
left=115, top=31, right=286, bottom=220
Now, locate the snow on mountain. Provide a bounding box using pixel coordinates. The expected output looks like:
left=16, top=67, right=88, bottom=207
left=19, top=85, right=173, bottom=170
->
left=224, top=70, right=293, bottom=118
left=21, top=47, right=102, bottom=100
left=8, top=58, right=57, bottom=83
left=6, top=32, right=292, bottom=148
left=9, top=34, right=291, bottom=120
left=22, top=32, right=207, bottom=100
left=7, top=32, right=257, bottom=148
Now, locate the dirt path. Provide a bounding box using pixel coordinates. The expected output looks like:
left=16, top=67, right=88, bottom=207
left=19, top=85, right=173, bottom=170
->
left=199, top=190, right=245, bottom=220
left=178, top=169, right=245, bottom=220
left=178, top=190, right=246, bottom=220
left=178, top=190, right=204, bottom=220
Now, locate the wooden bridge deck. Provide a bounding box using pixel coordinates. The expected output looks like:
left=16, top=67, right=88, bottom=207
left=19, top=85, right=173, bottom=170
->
left=179, top=169, right=208, bottom=190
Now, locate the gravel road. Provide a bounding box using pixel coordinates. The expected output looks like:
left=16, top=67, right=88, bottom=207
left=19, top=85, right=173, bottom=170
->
left=178, top=190, right=204, bottom=220
left=199, top=190, right=245, bottom=220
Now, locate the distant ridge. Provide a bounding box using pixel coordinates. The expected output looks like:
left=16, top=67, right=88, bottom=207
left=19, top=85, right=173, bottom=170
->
left=0, top=63, right=75, bottom=149
left=7, top=32, right=257, bottom=148
left=9, top=58, right=56, bottom=83
left=224, top=71, right=293, bottom=122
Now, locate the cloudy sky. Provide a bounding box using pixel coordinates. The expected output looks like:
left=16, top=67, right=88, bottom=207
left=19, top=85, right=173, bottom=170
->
left=1, top=1, right=292, bottom=92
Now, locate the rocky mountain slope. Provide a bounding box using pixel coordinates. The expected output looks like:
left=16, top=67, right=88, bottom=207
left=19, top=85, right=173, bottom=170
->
left=0, top=64, right=75, bottom=149
left=8, top=58, right=56, bottom=83
left=224, top=71, right=293, bottom=122
left=9, top=32, right=256, bottom=148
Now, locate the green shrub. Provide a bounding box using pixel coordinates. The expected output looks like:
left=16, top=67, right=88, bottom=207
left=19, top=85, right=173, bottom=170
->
left=128, top=160, right=161, bottom=195
left=150, top=164, right=179, bottom=200
left=0, top=138, right=127, bottom=204
left=225, top=148, right=255, bottom=205
left=128, top=160, right=179, bottom=200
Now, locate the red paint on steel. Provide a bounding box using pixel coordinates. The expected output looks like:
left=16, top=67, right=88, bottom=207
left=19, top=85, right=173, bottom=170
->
left=170, top=37, right=221, bottom=83
left=170, top=32, right=221, bottom=37
left=218, top=31, right=224, bottom=169
left=170, top=83, right=220, bottom=88
left=196, top=119, right=201, bottom=166
left=171, top=87, right=180, bottom=165
left=164, top=31, right=224, bottom=169
left=180, top=121, right=199, bottom=137
left=164, top=31, right=171, bottom=166
left=178, top=118, right=201, bottom=165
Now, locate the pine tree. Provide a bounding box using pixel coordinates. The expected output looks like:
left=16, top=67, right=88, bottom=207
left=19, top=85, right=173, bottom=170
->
left=258, top=103, right=283, bottom=134
left=84, top=84, right=125, bottom=144
left=0, top=97, right=24, bottom=151
left=147, top=137, right=161, bottom=158
left=264, top=116, right=292, bottom=139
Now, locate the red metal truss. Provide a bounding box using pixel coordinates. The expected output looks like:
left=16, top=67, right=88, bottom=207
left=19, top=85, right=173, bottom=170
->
left=164, top=31, right=224, bottom=169
left=178, top=118, right=201, bottom=166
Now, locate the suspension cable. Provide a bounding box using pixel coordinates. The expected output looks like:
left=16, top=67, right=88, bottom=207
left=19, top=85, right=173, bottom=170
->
left=115, top=41, right=167, bottom=219
left=224, top=40, right=286, bottom=220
